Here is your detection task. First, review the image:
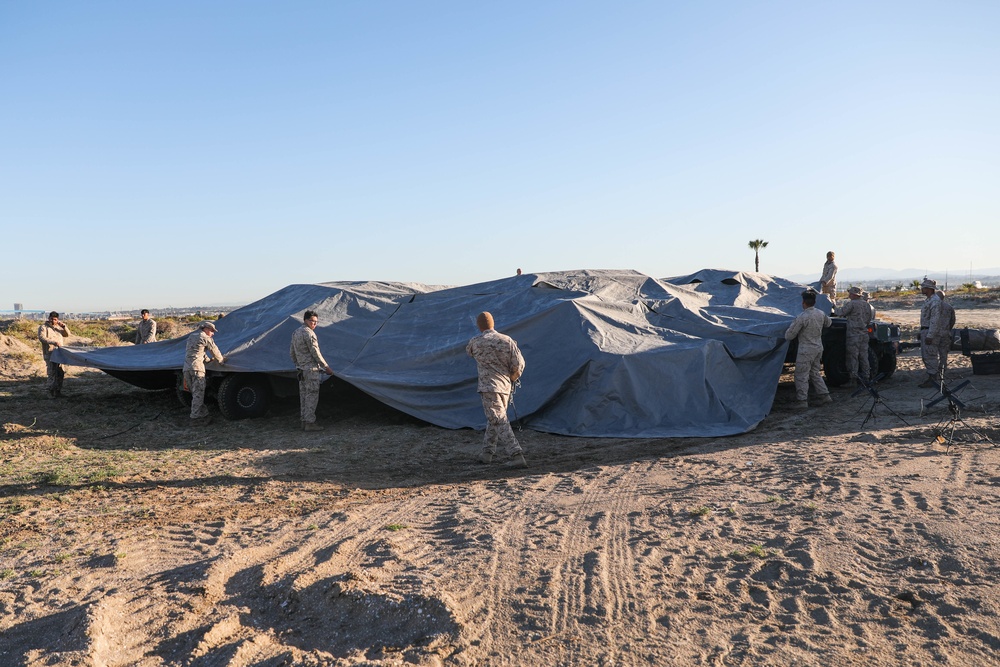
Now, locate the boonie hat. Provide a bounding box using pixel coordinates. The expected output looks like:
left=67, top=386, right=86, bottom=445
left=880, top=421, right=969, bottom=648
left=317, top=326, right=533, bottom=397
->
left=848, top=286, right=863, bottom=296
left=920, top=278, right=937, bottom=290
left=199, top=321, right=218, bottom=332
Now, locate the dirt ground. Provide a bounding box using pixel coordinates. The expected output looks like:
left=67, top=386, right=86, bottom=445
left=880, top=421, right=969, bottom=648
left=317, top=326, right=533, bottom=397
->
left=2, top=303, right=999, bottom=666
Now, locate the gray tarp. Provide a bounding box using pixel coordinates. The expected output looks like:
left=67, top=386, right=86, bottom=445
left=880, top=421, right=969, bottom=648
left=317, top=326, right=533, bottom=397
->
left=52, top=269, right=825, bottom=438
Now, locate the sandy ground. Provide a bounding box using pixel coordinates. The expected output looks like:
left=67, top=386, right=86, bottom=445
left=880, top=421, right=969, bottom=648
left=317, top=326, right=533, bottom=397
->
left=2, top=307, right=999, bottom=666
left=877, top=308, right=998, bottom=333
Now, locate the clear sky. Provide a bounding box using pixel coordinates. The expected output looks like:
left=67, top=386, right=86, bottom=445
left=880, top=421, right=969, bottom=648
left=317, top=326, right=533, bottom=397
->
left=2, top=1, right=998, bottom=312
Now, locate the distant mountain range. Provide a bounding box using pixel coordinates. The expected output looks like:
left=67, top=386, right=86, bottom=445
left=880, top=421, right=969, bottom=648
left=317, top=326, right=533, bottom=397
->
left=784, top=267, right=1000, bottom=287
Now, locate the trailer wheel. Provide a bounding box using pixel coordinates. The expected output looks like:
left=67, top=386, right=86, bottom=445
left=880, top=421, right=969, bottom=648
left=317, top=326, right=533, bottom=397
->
left=217, top=373, right=271, bottom=420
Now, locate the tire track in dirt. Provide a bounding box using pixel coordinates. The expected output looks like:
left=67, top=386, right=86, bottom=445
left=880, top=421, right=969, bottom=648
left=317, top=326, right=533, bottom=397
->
left=546, top=463, right=646, bottom=666
left=72, top=491, right=469, bottom=665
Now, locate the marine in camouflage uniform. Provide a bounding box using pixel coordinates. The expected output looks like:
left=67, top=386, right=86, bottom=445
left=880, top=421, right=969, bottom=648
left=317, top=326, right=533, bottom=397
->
left=785, top=291, right=832, bottom=408
left=37, top=311, right=70, bottom=397
left=837, top=287, right=872, bottom=384
left=862, top=291, right=876, bottom=321
left=819, top=251, right=838, bottom=305
left=467, top=311, right=526, bottom=464
left=917, top=279, right=950, bottom=387
left=937, top=290, right=956, bottom=348
left=289, top=310, right=334, bottom=431
left=183, top=322, right=224, bottom=422
left=135, top=310, right=157, bottom=344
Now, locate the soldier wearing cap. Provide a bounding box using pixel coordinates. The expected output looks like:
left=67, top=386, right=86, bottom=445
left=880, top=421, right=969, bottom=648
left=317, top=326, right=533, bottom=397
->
left=183, top=321, right=225, bottom=424
left=836, top=287, right=872, bottom=384
left=918, top=279, right=950, bottom=388
left=135, top=309, right=157, bottom=344
left=937, top=290, right=956, bottom=332
left=861, top=291, right=876, bottom=321
left=819, top=251, right=838, bottom=305
left=38, top=311, right=71, bottom=398
left=467, top=311, right=527, bottom=466
left=289, top=310, right=334, bottom=431
left=785, top=290, right=833, bottom=409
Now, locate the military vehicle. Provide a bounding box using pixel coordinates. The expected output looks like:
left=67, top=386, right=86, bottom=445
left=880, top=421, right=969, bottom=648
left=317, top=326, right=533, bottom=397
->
left=785, top=317, right=900, bottom=386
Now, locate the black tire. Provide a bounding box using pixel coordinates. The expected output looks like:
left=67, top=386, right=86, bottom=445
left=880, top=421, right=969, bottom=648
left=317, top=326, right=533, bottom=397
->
left=866, top=346, right=879, bottom=382
left=175, top=372, right=192, bottom=407
left=876, top=344, right=897, bottom=379
left=820, top=319, right=850, bottom=387
left=822, top=342, right=850, bottom=387
left=217, top=373, right=271, bottom=420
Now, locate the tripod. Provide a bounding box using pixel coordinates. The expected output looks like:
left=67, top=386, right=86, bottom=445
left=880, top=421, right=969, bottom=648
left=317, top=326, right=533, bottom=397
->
left=922, top=379, right=995, bottom=453
left=851, top=373, right=909, bottom=429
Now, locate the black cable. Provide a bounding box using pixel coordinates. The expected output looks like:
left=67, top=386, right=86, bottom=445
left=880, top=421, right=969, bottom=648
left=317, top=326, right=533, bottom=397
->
left=94, top=411, right=162, bottom=441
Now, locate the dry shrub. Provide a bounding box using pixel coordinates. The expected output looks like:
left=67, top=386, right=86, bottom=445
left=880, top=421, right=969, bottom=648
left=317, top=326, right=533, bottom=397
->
left=0, top=334, right=41, bottom=377
left=69, top=321, right=123, bottom=347
left=109, top=323, right=137, bottom=343
left=157, top=319, right=180, bottom=339
left=0, top=319, right=42, bottom=348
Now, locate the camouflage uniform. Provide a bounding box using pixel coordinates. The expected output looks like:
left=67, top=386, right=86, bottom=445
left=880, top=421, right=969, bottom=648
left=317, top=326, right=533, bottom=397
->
left=941, top=300, right=956, bottom=331
left=920, top=293, right=950, bottom=380
left=38, top=321, right=70, bottom=396
left=838, top=299, right=871, bottom=382
left=135, top=318, right=157, bottom=344
left=863, top=293, right=876, bottom=321
left=939, top=292, right=957, bottom=349
left=183, top=330, right=224, bottom=419
left=467, top=328, right=526, bottom=458
left=820, top=260, right=838, bottom=303
left=785, top=306, right=832, bottom=402
left=290, top=325, right=330, bottom=424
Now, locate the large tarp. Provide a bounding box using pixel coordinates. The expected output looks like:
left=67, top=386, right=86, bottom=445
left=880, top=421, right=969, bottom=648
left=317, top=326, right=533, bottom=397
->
left=52, top=269, right=826, bottom=437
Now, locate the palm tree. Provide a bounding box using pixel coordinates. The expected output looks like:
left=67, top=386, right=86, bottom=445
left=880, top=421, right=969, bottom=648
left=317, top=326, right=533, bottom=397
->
left=748, top=239, right=769, bottom=272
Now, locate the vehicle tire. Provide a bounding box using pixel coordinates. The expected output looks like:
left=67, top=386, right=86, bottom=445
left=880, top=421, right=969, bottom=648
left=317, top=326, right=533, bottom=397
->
left=822, top=343, right=850, bottom=387
left=217, top=373, right=271, bottom=420
left=176, top=372, right=192, bottom=407
left=876, top=344, right=897, bottom=379
left=867, top=345, right=880, bottom=382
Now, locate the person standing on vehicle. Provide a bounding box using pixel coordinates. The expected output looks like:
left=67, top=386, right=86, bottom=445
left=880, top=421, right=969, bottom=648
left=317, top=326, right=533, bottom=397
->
left=289, top=310, right=334, bottom=432
left=467, top=311, right=527, bottom=466
left=183, top=321, right=225, bottom=424
left=135, top=309, right=157, bottom=344
left=819, top=251, right=838, bottom=304
left=918, top=279, right=950, bottom=388
left=38, top=311, right=71, bottom=398
left=785, top=291, right=833, bottom=409
left=837, top=287, right=872, bottom=385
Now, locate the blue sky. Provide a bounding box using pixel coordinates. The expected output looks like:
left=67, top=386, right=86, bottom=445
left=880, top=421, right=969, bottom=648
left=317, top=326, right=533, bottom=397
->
left=2, top=1, right=998, bottom=312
